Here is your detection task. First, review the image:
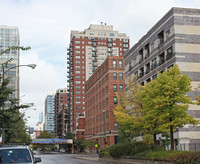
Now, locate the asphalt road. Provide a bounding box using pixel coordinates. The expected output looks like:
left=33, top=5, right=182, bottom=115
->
left=35, top=152, right=103, bottom=164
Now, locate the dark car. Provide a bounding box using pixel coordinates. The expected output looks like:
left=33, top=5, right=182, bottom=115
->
left=0, top=146, right=41, bottom=163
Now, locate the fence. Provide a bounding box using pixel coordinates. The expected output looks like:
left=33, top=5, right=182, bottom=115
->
left=177, top=143, right=200, bottom=151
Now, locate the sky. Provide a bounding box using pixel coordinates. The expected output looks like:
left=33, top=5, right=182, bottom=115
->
left=1, top=0, right=200, bottom=128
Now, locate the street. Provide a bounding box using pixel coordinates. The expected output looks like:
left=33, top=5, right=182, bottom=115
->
left=35, top=152, right=143, bottom=164
left=35, top=152, right=103, bottom=164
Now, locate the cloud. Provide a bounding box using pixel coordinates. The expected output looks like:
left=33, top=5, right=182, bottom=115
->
left=19, top=51, right=66, bottom=127
left=1, top=0, right=200, bottom=127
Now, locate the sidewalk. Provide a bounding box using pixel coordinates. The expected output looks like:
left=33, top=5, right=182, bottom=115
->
left=68, top=153, right=100, bottom=161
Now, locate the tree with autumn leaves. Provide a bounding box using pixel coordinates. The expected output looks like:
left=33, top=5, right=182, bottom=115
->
left=114, top=65, right=199, bottom=150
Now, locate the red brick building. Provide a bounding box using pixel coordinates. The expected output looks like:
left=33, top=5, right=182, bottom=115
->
left=54, top=88, right=69, bottom=138
left=85, top=56, right=125, bottom=149
left=67, top=24, right=129, bottom=133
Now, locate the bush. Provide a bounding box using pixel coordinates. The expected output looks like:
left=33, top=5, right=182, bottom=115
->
left=99, top=148, right=110, bottom=158
left=170, top=152, right=200, bottom=164
left=108, top=141, right=163, bottom=158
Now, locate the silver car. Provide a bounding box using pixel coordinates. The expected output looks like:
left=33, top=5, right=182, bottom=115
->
left=0, top=146, right=41, bottom=163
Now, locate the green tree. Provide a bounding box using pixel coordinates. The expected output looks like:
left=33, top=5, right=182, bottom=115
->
left=114, top=76, right=144, bottom=142
left=140, top=65, right=199, bottom=150
left=0, top=46, right=31, bottom=144
left=37, top=131, right=54, bottom=138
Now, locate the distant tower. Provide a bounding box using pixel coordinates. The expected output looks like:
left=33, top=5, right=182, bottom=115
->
left=39, top=112, right=43, bottom=122
left=0, top=26, right=20, bottom=100
left=44, top=92, right=55, bottom=133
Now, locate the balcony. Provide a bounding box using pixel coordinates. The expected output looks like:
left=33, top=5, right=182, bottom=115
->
left=138, top=72, right=144, bottom=78
left=166, top=53, right=174, bottom=61
left=92, top=63, right=98, bottom=67
left=108, top=48, right=113, bottom=52
left=123, top=39, right=128, bottom=43
left=93, top=67, right=97, bottom=72
left=145, top=68, right=150, bottom=74
left=92, top=52, right=98, bottom=57
left=92, top=38, right=97, bottom=42
left=151, top=63, right=157, bottom=70
left=145, top=53, right=150, bottom=59
left=92, top=43, right=97, bottom=47
left=92, top=57, right=98, bottom=62
left=159, top=59, right=165, bottom=66
left=139, top=58, right=143, bottom=64
left=92, top=48, right=97, bottom=52
left=108, top=38, right=112, bottom=43
left=158, top=41, right=164, bottom=49
left=108, top=43, right=112, bottom=48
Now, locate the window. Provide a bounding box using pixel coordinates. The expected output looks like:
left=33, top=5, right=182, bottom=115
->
left=113, top=72, right=117, bottom=80
left=166, top=29, right=170, bottom=39
left=114, top=122, right=118, bottom=130
left=119, top=60, right=123, bottom=68
left=119, top=84, right=123, bottom=92
left=76, top=81, right=81, bottom=84
left=76, top=96, right=81, bottom=99
left=113, top=60, right=117, bottom=67
left=119, top=73, right=123, bottom=80
left=76, top=71, right=80, bottom=74
left=75, top=56, right=80, bottom=59
left=114, top=97, right=117, bottom=105
left=151, top=42, right=154, bottom=52
left=113, top=84, right=117, bottom=92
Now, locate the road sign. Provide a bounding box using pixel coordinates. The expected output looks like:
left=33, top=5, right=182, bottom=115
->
left=103, top=135, right=106, bottom=138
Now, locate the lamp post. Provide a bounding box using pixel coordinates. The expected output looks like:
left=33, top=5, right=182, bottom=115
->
left=1, top=64, right=36, bottom=146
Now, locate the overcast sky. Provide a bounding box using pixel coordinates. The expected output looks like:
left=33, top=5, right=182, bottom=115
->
left=1, top=0, right=200, bottom=128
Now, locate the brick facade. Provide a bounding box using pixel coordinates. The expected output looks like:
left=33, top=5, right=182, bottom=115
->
left=85, top=56, right=125, bottom=149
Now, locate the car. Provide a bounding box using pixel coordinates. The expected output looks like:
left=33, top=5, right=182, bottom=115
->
left=0, top=145, right=41, bottom=163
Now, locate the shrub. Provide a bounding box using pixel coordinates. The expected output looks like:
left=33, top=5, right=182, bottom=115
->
left=170, top=152, right=200, bottom=164
left=99, top=148, right=110, bottom=158
left=108, top=141, right=163, bottom=158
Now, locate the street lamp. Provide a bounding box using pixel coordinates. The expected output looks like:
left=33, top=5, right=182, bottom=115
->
left=1, top=64, right=36, bottom=146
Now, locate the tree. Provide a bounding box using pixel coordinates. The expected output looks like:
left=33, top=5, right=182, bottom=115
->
left=140, top=65, right=199, bottom=150
left=0, top=46, right=31, bottom=144
left=114, top=76, right=144, bottom=142
left=37, top=131, right=55, bottom=138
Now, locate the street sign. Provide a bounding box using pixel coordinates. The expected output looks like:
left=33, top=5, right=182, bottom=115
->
left=103, top=135, right=106, bottom=138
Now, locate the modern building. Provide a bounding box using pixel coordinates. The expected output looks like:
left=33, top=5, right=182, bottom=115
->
left=124, top=7, right=200, bottom=151
left=67, top=24, right=129, bottom=132
left=44, top=92, right=55, bottom=133
left=85, top=56, right=125, bottom=149
left=39, top=112, right=43, bottom=123
left=34, top=122, right=45, bottom=139
left=54, top=88, right=69, bottom=138
left=0, top=25, right=20, bottom=100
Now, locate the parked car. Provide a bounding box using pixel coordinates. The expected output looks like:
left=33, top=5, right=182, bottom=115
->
left=0, top=145, right=41, bottom=163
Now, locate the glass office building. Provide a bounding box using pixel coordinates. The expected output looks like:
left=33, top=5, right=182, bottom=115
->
left=0, top=25, right=20, bottom=100
left=45, top=94, right=55, bottom=133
